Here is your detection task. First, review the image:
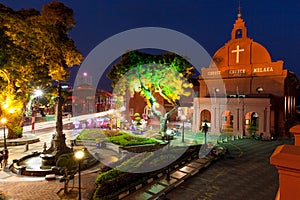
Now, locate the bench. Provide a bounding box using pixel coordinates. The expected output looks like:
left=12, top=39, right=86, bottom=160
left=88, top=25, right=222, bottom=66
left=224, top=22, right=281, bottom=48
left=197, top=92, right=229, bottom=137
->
left=45, top=174, right=56, bottom=180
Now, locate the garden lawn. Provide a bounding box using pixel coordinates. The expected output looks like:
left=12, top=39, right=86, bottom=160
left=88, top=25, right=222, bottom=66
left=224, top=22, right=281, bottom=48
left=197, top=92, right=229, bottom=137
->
left=76, top=129, right=161, bottom=146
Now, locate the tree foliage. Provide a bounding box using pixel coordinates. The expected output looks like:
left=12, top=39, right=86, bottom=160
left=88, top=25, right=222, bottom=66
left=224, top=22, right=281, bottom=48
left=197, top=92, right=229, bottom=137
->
left=0, top=2, right=82, bottom=138
left=107, top=50, right=194, bottom=133
left=108, top=51, right=194, bottom=88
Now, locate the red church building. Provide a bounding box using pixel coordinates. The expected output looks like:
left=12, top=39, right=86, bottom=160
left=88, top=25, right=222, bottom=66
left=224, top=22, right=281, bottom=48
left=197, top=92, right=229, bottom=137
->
left=192, top=10, right=299, bottom=139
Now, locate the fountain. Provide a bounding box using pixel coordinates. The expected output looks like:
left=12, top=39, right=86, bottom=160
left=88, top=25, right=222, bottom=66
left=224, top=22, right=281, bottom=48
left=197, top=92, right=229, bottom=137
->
left=11, top=152, right=59, bottom=176
left=12, top=149, right=98, bottom=176
left=10, top=83, right=99, bottom=176
left=11, top=83, right=73, bottom=176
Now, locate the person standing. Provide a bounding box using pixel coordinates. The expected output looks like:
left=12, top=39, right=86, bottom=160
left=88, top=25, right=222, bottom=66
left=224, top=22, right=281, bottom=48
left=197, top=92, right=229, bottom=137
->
left=202, top=123, right=209, bottom=145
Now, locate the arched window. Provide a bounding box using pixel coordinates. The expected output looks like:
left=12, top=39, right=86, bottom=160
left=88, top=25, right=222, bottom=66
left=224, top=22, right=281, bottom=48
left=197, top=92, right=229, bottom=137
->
left=235, top=29, right=242, bottom=39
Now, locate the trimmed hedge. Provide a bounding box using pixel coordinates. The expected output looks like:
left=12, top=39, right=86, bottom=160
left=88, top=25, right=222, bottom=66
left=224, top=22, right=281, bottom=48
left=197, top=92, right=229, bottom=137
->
left=76, top=129, right=120, bottom=140
left=108, top=132, right=160, bottom=146
left=94, top=152, right=155, bottom=199
left=94, top=145, right=201, bottom=200
left=76, top=129, right=160, bottom=146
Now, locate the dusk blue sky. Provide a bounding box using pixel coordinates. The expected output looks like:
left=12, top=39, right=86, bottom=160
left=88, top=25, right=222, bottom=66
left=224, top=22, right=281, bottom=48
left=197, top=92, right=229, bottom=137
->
left=1, top=0, right=300, bottom=91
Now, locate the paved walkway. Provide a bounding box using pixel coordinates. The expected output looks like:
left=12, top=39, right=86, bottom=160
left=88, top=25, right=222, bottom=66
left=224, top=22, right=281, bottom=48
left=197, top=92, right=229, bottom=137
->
left=0, top=120, right=214, bottom=200
left=165, top=138, right=293, bottom=200
left=0, top=120, right=293, bottom=200
left=0, top=123, right=116, bottom=200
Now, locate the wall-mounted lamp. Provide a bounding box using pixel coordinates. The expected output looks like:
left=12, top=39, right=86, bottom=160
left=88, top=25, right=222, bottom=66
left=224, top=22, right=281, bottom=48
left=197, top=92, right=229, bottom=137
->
left=256, top=87, right=263, bottom=93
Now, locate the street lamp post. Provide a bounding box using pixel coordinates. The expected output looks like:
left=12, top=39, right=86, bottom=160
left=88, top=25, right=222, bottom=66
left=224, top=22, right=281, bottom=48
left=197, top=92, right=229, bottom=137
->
left=1, top=118, right=8, bottom=167
left=75, top=150, right=85, bottom=200
left=166, top=135, right=171, bottom=181
left=1, top=118, right=7, bottom=149
left=180, top=115, right=187, bottom=142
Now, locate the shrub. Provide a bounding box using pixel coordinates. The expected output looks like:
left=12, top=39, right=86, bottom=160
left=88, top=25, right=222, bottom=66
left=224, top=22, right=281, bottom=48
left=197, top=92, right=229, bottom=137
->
left=76, top=129, right=105, bottom=140
left=94, top=153, right=155, bottom=199
left=93, top=145, right=201, bottom=200
left=107, top=132, right=159, bottom=146
left=102, top=129, right=121, bottom=137
left=76, top=129, right=160, bottom=146
left=56, top=154, right=77, bottom=194
left=133, top=113, right=141, bottom=125
left=247, top=124, right=258, bottom=136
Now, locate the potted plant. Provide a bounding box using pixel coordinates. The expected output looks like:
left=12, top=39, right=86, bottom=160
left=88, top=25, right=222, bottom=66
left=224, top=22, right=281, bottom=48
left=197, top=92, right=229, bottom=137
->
left=247, top=123, right=258, bottom=138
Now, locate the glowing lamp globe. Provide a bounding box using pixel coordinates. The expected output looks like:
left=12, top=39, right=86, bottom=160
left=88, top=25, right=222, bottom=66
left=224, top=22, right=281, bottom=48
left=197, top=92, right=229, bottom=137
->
left=75, top=150, right=85, bottom=161
left=1, top=118, right=7, bottom=124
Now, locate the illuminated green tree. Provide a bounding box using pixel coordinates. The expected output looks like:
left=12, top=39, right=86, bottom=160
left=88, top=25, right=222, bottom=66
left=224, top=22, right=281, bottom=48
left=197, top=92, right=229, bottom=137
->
left=0, top=2, right=82, bottom=138
left=108, top=51, right=194, bottom=134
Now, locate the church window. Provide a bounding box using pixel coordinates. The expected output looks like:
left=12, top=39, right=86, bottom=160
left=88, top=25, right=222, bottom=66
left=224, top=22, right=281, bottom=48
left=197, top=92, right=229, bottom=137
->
left=235, top=29, right=242, bottom=39
left=130, top=108, right=134, bottom=116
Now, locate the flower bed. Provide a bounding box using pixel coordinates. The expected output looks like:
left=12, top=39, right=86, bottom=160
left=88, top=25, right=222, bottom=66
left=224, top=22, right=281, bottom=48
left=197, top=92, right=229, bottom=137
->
left=76, top=129, right=161, bottom=146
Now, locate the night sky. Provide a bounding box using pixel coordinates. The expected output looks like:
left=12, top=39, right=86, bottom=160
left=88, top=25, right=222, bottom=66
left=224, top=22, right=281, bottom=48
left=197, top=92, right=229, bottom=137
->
left=1, top=0, right=300, bottom=91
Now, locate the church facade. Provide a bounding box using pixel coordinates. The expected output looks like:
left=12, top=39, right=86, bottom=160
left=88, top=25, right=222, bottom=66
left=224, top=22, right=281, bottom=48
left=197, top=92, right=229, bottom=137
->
left=192, top=11, right=299, bottom=139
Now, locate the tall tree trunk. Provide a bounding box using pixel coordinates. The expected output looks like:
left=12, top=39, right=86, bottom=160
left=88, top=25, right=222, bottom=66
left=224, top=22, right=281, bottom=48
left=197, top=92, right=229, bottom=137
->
left=64, top=170, right=69, bottom=194
left=152, top=104, right=179, bottom=134
left=56, top=82, right=63, bottom=136
left=43, top=82, right=72, bottom=157
left=159, top=116, right=168, bottom=133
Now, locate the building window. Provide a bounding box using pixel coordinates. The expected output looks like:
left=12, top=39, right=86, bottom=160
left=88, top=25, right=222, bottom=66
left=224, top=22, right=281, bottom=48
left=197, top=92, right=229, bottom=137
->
left=130, top=108, right=134, bottom=116
left=236, top=29, right=242, bottom=39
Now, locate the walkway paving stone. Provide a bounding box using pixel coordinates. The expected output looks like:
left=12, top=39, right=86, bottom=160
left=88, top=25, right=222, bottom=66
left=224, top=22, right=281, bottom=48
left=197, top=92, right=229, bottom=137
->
left=165, top=138, right=293, bottom=200
left=179, top=166, right=195, bottom=173
left=147, top=183, right=166, bottom=195
left=0, top=120, right=294, bottom=200
left=130, top=191, right=153, bottom=200
left=0, top=125, right=104, bottom=200
left=171, top=171, right=187, bottom=179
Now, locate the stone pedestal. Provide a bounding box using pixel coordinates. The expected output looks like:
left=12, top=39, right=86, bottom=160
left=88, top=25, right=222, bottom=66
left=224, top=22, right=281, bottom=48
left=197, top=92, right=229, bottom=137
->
left=40, top=154, right=56, bottom=166
left=289, top=125, right=300, bottom=146
left=43, top=132, right=72, bottom=159
left=270, top=144, right=300, bottom=200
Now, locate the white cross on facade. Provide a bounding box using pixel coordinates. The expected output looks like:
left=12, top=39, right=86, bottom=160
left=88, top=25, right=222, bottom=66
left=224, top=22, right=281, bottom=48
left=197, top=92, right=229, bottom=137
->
left=231, top=45, right=244, bottom=63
